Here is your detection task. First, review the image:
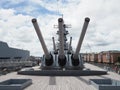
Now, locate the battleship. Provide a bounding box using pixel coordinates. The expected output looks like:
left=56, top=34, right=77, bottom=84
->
left=0, top=17, right=120, bottom=90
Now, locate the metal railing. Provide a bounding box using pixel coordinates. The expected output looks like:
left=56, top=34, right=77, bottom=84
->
left=88, top=62, right=120, bottom=74
left=0, top=59, right=33, bottom=68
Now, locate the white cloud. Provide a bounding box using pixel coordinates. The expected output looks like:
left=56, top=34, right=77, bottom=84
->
left=0, top=0, right=120, bottom=56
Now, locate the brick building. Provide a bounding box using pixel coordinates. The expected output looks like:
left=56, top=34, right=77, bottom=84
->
left=98, top=50, right=120, bottom=64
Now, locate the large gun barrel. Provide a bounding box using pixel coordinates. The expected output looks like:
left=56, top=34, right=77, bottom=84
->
left=68, top=37, right=72, bottom=53
left=73, top=17, right=90, bottom=59
left=58, top=18, right=64, bottom=57
left=52, top=37, right=57, bottom=53
left=58, top=18, right=66, bottom=66
left=32, top=19, right=53, bottom=66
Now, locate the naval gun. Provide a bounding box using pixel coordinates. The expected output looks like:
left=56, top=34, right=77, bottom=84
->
left=18, top=17, right=107, bottom=76
left=32, top=19, right=54, bottom=68
left=32, top=17, right=90, bottom=70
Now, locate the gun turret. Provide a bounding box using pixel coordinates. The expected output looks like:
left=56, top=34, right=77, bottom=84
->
left=19, top=16, right=107, bottom=76
left=32, top=19, right=53, bottom=66
left=72, top=17, right=90, bottom=66
left=31, top=17, right=90, bottom=70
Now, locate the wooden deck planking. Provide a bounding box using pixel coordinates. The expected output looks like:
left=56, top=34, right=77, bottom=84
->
left=0, top=63, right=120, bottom=90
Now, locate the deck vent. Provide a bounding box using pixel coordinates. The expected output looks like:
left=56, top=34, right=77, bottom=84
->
left=90, top=79, right=120, bottom=90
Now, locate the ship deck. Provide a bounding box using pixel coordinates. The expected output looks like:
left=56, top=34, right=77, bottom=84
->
left=0, top=63, right=120, bottom=90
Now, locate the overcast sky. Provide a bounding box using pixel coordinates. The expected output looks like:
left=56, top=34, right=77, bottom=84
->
left=0, top=0, right=120, bottom=56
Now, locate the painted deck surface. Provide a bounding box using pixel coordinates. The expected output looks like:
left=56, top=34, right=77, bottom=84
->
left=0, top=63, right=120, bottom=90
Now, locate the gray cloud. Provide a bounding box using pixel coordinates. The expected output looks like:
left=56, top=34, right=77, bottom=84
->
left=94, top=42, right=110, bottom=46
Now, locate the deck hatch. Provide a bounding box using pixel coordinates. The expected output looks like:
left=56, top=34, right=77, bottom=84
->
left=0, top=79, right=32, bottom=90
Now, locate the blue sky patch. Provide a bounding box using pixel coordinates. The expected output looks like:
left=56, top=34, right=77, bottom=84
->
left=0, top=0, right=62, bottom=17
